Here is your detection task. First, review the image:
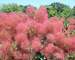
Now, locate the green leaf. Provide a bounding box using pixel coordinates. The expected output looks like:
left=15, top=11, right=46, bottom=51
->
left=33, top=52, right=47, bottom=60
left=64, top=20, right=69, bottom=28
left=65, top=52, right=75, bottom=60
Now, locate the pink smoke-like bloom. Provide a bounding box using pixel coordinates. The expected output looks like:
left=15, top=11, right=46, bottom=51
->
left=0, top=6, right=75, bottom=60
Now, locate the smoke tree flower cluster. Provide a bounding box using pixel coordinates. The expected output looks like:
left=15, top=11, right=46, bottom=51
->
left=0, top=6, right=75, bottom=60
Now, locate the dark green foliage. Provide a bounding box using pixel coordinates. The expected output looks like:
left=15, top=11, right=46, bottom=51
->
left=33, top=52, right=47, bottom=60
left=46, top=2, right=72, bottom=18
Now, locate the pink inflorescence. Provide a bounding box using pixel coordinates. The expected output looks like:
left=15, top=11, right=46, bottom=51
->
left=0, top=6, right=75, bottom=60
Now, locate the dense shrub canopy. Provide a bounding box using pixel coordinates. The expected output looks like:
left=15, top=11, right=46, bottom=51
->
left=0, top=6, right=75, bottom=60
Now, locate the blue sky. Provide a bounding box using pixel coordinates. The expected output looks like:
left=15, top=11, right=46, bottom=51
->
left=0, top=0, right=75, bottom=8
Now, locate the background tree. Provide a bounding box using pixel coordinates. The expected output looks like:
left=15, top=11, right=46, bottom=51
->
left=71, top=6, right=75, bottom=17
left=0, top=2, right=74, bottom=18
left=46, top=2, right=72, bottom=18
left=60, top=6, right=71, bottom=18
left=0, top=4, right=25, bottom=12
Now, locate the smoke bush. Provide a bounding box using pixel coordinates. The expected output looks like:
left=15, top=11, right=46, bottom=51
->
left=0, top=6, right=75, bottom=60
